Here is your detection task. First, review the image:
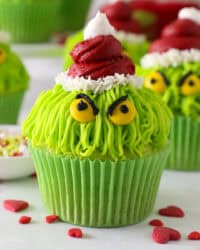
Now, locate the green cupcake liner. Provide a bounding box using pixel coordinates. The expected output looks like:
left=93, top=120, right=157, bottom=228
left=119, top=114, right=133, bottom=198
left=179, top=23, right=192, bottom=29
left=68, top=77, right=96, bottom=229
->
left=56, top=0, right=91, bottom=32
left=166, top=116, right=200, bottom=171
left=0, top=2, right=60, bottom=43
left=30, top=145, right=169, bottom=227
left=0, top=91, right=24, bottom=124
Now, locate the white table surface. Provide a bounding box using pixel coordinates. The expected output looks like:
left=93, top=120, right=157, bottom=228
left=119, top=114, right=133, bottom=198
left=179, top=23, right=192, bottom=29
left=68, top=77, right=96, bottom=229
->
left=1, top=171, right=200, bottom=250
left=1, top=47, right=200, bottom=250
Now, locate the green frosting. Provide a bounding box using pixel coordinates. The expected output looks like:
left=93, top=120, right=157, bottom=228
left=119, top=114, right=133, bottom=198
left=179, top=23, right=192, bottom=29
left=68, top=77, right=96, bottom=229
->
left=23, top=83, right=171, bottom=160
left=0, top=42, right=29, bottom=95
left=137, top=62, right=200, bottom=121
left=64, top=31, right=149, bottom=69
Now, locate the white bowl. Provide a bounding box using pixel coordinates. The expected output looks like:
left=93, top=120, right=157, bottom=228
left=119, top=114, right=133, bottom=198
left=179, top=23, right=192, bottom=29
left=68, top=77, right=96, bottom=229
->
left=0, top=125, right=35, bottom=180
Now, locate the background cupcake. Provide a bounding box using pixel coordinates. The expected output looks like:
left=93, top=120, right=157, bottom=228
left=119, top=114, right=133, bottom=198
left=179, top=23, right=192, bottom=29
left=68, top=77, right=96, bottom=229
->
left=56, top=0, right=91, bottom=32
left=0, top=0, right=60, bottom=43
left=64, top=1, right=149, bottom=69
left=100, top=0, right=149, bottom=64
left=130, top=0, right=200, bottom=40
left=137, top=7, right=200, bottom=171
left=0, top=32, right=29, bottom=124
left=23, top=13, right=171, bottom=227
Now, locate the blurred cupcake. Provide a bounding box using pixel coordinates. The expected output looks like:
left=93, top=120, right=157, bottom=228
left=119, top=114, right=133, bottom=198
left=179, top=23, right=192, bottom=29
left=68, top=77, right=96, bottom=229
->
left=64, top=1, right=149, bottom=69
left=0, top=31, right=29, bottom=124
left=23, top=13, right=171, bottom=227
left=131, top=0, right=200, bottom=40
left=56, top=0, right=91, bottom=32
left=137, top=7, right=200, bottom=171
left=101, top=0, right=149, bottom=64
left=0, top=0, right=60, bottom=43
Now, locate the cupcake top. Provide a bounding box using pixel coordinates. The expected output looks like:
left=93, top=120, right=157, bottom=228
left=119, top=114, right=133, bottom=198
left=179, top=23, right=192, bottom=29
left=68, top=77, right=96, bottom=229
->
left=23, top=13, right=171, bottom=160
left=138, top=7, right=200, bottom=120
left=101, top=1, right=146, bottom=43
left=0, top=32, right=29, bottom=95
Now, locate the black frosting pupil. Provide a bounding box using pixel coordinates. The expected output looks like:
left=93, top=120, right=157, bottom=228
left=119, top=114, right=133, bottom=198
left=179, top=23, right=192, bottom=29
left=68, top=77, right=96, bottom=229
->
left=150, top=78, right=157, bottom=84
left=188, top=80, right=195, bottom=86
left=120, top=105, right=129, bottom=114
left=77, top=100, right=88, bottom=111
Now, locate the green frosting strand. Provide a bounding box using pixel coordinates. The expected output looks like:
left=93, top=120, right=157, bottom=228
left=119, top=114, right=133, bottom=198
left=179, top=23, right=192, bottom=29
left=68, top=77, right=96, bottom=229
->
left=64, top=31, right=149, bottom=69
left=137, top=62, right=200, bottom=121
left=0, top=42, right=29, bottom=95
left=23, top=84, right=171, bottom=160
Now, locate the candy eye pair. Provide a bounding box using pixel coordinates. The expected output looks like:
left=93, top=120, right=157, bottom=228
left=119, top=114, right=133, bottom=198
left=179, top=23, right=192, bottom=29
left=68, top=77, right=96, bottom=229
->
left=70, top=94, right=136, bottom=125
left=144, top=71, right=200, bottom=96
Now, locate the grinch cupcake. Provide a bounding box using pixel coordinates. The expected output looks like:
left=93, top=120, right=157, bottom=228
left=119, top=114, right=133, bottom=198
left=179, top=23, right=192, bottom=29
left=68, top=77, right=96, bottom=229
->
left=64, top=1, right=149, bottom=69
left=0, top=32, right=29, bottom=124
left=0, top=0, right=60, bottom=43
left=137, top=7, right=200, bottom=171
left=23, top=13, right=171, bottom=227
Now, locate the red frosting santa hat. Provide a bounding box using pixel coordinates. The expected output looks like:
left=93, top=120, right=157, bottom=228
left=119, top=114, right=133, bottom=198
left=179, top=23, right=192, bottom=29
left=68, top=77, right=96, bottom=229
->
left=141, top=7, right=200, bottom=68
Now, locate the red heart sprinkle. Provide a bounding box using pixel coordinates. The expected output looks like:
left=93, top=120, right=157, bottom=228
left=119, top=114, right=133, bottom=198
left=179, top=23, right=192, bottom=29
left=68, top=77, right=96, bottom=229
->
left=152, top=227, right=170, bottom=244
left=3, top=200, right=29, bottom=212
left=68, top=228, right=83, bottom=238
left=166, top=227, right=181, bottom=241
left=46, top=215, right=59, bottom=224
left=149, top=219, right=164, bottom=227
left=159, top=205, right=184, bottom=217
left=188, top=231, right=200, bottom=240
left=19, top=216, right=32, bottom=224
left=152, top=227, right=181, bottom=244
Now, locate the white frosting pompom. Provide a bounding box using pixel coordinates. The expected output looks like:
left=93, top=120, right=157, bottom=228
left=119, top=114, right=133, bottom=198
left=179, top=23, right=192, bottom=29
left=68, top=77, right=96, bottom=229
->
left=179, top=7, right=200, bottom=25
left=84, top=12, right=115, bottom=40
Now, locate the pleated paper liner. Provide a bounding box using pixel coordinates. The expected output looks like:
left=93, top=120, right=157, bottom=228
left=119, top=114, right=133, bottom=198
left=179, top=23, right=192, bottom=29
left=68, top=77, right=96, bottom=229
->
left=0, top=91, right=24, bottom=124
left=0, top=2, right=60, bottom=43
left=166, top=116, right=200, bottom=171
left=30, top=145, right=169, bottom=227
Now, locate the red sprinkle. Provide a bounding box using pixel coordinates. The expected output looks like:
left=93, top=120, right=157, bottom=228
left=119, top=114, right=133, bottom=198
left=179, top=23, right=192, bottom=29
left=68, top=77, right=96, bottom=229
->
left=3, top=200, right=29, bottom=212
left=19, top=216, right=32, bottom=224
left=152, top=227, right=181, bottom=244
left=31, top=172, right=37, bottom=178
left=167, top=227, right=181, bottom=241
left=188, top=231, right=200, bottom=240
left=159, top=205, right=184, bottom=217
left=152, top=227, right=170, bottom=244
left=149, top=219, right=164, bottom=227
left=68, top=228, right=83, bottom=238
left=46, top=215, right=59, bottom=224
left=12, top=152, right=24, bottom=157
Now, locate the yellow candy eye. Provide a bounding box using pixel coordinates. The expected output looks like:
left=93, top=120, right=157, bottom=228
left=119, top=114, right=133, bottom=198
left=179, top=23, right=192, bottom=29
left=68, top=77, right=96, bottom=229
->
left=0, top=48, right=6, bottom=64
left=107, top=96, right=137, bottom=125
left=144, top=71, right=168, bottom=94
left=179, top=72, right=200, bottom=96
left=70, top=94, right=99, bottom=123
